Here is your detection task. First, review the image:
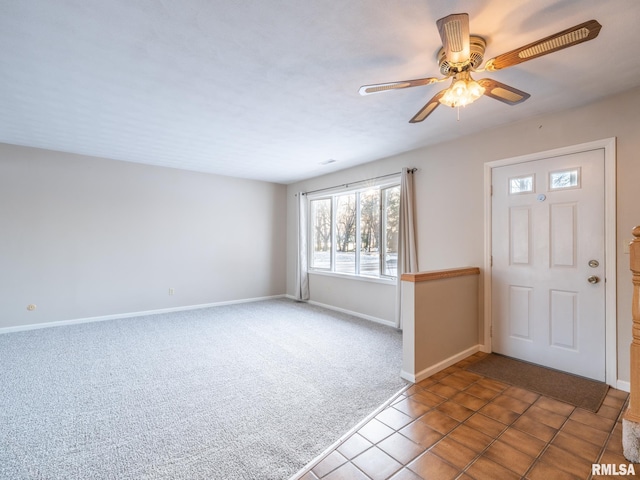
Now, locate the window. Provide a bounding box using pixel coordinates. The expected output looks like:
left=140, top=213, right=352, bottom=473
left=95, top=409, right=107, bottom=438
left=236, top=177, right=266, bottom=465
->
left=382, top=186, right=400, bottom=276
left=309, top=183, right=400, bottom=279
left=549, top=168, right=580, bottom=190
left=335, top=193, right=356, bottom=274
left=359, top=189, right=380, bottom=276
left=310, top=198, right=331, bottom=269
left=509, top=174, right=534, bottom=194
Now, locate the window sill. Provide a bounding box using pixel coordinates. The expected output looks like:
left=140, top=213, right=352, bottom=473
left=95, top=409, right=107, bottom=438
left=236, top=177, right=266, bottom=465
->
left=308, top=270, right=397, bottom=286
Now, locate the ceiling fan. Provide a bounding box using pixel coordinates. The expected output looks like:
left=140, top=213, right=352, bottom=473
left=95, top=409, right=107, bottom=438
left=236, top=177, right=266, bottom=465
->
left=359, top=14, right=602, bottom=123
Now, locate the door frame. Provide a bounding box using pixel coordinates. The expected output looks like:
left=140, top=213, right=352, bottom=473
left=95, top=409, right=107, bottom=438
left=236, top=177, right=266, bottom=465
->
left=483, top=138, right=617, bottom=386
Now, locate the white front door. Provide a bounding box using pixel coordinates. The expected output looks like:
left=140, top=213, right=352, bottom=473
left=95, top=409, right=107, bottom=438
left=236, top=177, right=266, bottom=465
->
left=491, top=148, right=606, bottom=381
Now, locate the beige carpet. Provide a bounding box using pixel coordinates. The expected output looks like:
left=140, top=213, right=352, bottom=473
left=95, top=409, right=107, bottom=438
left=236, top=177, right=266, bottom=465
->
left=0, top=298, right=405, bottom=480
left=466, top=353, right=608, bottom=412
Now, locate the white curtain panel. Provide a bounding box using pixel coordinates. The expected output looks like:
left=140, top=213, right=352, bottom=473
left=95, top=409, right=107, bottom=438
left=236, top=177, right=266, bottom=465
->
left=395, top=168, right=418, bottom=328
left=295, top=192, right=310, bottom=301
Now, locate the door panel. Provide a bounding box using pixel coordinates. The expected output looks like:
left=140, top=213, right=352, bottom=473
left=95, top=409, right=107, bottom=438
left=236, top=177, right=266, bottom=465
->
left=510, top=207, right=531, bottom=265
left=508, top=285, right=532, bottom=340
left=550, top=203, right=577, bottom=267
left=491, top=149, right=605, bottom=381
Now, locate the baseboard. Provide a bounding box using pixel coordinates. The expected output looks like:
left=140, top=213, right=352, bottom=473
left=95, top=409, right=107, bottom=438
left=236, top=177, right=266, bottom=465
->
left=303, top=299, right=396, bottom=328
left=401, top=345, right=481, bottom=383
left=617, top=380, right=631, bottom=393
left=0, top=294, right=287, bottom=335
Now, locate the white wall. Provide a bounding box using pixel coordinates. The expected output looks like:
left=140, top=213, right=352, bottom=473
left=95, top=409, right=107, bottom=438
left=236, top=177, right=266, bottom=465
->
left=286, top=85, right=640, bottom=383
left=0, top=144, right=287, bottom=328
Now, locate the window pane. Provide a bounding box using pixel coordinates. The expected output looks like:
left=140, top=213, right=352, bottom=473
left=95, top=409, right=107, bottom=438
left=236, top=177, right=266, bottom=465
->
left=360, top=189, right=380, bottom=277
left=310, top=198, right=331, bottom=269
left=509, top=175, right=534, bottom=194
left=335, top=194, right=356, bottom=274
left=382, top=186, right=400, bottom=277
left=550, top=168, right=580, bottom=190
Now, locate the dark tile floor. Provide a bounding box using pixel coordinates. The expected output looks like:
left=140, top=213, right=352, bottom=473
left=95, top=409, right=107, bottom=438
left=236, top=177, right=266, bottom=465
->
left=297, top=352, right=635, bottom=480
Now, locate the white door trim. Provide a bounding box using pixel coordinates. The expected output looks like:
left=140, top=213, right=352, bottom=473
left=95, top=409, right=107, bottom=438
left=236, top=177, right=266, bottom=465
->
left=483, top=138, right=617, bottom=386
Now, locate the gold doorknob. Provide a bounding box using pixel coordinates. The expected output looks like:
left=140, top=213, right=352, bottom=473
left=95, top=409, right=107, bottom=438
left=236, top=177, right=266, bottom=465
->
left=587, top=275, right=600, bottom=284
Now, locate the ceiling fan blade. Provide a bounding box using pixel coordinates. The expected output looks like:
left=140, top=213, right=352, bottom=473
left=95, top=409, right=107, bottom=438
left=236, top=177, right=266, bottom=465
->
left=409, top=89, right=447, bottom=123
left=477, top=78, right=530, bottom=105
left=436, top=13, right=470, bottom=65
left=358, top=77, right=440, bottom=95
left=485, top=19, right=602, bottom=71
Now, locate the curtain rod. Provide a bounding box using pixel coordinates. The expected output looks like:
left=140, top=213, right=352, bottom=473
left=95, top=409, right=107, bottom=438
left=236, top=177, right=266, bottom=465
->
left=301, top=168, right=417, bottom=196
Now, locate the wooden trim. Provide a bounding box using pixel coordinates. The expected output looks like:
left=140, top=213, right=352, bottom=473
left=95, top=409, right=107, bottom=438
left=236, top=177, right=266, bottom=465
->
left=627, top=226, right=640, bottom=419
left=401, top=267, right=480, bottom=283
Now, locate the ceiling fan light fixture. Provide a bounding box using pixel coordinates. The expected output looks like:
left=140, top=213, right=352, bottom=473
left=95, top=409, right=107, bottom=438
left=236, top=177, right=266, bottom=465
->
left=439, top=72, right=485, bottom=108
left=359, top=16, right=601, bottom=123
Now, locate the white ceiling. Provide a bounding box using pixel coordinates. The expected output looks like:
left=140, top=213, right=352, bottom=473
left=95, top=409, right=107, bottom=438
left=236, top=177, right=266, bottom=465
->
left=1, top=0, right=639, bottom=184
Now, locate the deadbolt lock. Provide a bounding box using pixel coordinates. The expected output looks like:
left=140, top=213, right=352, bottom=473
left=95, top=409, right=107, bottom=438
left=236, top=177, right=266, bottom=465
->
left=588, top=259, right=599, bottom=268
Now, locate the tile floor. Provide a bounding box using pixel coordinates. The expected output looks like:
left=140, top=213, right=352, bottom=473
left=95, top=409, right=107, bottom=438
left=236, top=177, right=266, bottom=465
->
left=298, top=352, right=635, bottom=480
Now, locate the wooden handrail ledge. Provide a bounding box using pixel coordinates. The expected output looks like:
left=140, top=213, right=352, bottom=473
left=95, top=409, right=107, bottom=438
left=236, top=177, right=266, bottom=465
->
left=401, top=267, right=480, bottom=283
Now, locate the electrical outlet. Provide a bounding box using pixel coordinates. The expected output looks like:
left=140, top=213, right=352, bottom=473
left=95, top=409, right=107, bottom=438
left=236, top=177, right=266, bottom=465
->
left=169, top=288, right=175, bottom=295
left=27, top=304, right=37, bottom=311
